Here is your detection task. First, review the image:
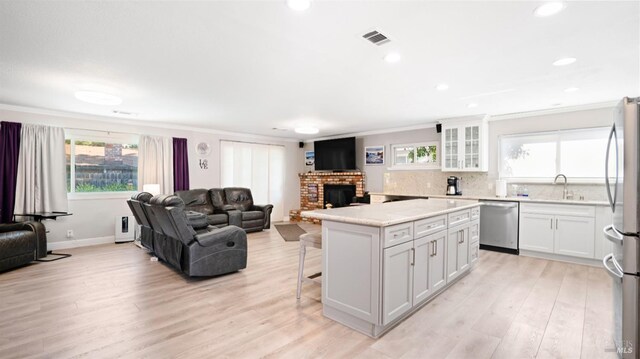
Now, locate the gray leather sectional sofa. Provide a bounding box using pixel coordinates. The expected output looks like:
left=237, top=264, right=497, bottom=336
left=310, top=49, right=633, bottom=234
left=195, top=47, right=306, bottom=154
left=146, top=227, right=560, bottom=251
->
left=0, top=221, right=47, bottom=272
left=176, top=187, right=273, bottom=233
left=127, top=192, right=247, bottom=277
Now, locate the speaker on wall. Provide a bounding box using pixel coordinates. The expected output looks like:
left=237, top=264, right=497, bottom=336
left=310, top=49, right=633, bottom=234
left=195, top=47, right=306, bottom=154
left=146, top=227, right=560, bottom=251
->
left=299, top=142, right=304, bottom=148
left=436, top=124, right=442, bottom=133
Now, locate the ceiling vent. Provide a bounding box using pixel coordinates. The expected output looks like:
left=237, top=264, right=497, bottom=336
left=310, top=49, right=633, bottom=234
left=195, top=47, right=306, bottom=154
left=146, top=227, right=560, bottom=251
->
left=362, top=30, right=390, bottom=46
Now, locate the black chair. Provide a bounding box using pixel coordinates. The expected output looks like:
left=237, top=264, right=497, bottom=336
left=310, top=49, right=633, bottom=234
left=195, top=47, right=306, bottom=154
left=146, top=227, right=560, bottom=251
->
left=142, top=195, right=247, bottom=277
left=0, top=222, right=47, bottom=272
left=127, top=192, right=154, bottom=251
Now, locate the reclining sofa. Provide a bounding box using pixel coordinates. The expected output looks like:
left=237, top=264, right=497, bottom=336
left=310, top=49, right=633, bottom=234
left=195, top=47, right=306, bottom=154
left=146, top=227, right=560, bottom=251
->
left=0, top=221, right=47, bottom=272
left=175, top=187, right=273, bottom=233
left=127, top=192, right=247, bottom=277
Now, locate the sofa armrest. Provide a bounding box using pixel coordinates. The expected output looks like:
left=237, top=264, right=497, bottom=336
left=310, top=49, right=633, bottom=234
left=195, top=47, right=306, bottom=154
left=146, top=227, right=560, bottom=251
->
left=0, top=222, right=32, bottom=233
left=226, top=210, right=242, bottom=228
left=194, top=226, right=246, bottom=247
left=253, top=204, right=274, bottom=229
left=24, top=222, right=47, bottom=258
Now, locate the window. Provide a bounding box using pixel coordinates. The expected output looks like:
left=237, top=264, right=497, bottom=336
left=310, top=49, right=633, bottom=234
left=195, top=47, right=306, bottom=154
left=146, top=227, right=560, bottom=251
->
left=66, top=133, right=139, bottom=193
left=499, top=127, right=616, bottom=181
left=220, top=140, right=285, bottom=221
left=391, top=142, right=439, bottom=169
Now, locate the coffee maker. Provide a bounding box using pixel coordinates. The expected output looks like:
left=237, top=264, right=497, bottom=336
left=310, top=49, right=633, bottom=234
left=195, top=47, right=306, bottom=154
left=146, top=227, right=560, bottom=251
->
left=446, top=176, right=462, bottom=195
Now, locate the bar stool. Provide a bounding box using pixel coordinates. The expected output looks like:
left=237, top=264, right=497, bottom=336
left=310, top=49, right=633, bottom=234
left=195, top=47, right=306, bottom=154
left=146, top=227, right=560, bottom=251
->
left=296, top=232, right=322, bottom=299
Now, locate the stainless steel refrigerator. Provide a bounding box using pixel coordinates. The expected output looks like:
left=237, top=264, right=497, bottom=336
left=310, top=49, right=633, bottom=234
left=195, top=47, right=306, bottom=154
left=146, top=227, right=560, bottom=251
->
left=603, top=97, right=640, bottom=358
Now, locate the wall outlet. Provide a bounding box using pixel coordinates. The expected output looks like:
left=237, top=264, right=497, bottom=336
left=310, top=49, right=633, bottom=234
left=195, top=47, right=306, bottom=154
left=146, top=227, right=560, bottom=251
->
left=488, top=182, right=494, bottom=190
left=427, top=182, right=431, bottom=188
left=66, top=230, right=74, bottom=238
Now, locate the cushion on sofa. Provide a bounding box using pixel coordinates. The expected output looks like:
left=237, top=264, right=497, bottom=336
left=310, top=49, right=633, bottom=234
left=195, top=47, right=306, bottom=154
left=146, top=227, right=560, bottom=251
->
left=241, top=211, right=264, bottom=221
left=206, top=214, right=229, bottom=226
left=224, top=188, right=254, bottom=212
left=176, top=189, right=214, bottom=215
left=208, top=189, right=227, bottom=210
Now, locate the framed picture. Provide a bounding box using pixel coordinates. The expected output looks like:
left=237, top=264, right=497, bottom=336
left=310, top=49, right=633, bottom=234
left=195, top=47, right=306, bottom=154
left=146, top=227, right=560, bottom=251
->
left=365, top=145, right=385, bottom=165
left=305, top=151, right=315, bottom=166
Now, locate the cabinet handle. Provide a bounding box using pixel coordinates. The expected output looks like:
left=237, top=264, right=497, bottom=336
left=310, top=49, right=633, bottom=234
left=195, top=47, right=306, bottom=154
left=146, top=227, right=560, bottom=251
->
left=432, top=240, right=436, bottom=256
left=550, top=219, right=553, bottom=229
left=556, top=219, right=558, bottom=230
left=410, top=248, right=415, bottom=266
left=435, top=240, right=438, bottom=256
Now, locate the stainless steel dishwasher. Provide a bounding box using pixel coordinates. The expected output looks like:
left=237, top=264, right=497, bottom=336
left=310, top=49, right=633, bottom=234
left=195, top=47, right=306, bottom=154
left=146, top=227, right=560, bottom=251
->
left=479, top=200, right=519, bottom=254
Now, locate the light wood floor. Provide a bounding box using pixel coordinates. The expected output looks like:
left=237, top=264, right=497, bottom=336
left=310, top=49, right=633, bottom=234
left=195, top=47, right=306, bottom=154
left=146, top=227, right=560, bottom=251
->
left=0, top=223, right=617, bottom=358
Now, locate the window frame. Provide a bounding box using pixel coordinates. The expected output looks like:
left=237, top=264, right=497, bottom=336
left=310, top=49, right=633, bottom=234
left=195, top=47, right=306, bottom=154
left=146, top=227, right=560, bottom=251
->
left=498, top=126, right=611, bottom=184
left=65, top=129, right=140, bottom=199
left=389, top=141, right=440, bottom=170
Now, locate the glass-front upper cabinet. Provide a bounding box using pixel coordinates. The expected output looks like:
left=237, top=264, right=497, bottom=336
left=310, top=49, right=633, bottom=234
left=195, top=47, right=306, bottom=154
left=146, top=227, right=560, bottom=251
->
left=441, top=117, right=488, bottom=172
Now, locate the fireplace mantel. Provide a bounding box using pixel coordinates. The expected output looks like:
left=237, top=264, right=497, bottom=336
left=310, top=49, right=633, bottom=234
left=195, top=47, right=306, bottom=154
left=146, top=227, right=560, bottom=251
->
left=289, top=171, right=365, bottom=223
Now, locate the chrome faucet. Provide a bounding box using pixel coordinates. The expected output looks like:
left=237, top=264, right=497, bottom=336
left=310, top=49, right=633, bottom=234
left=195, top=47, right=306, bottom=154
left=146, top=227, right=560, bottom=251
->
left=554, top=174, right=569, bottom=199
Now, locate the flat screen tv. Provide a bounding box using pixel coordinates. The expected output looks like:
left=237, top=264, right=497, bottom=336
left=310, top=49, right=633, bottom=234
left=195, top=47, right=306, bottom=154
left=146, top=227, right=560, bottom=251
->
left=314, top=137, right=357, bottom=171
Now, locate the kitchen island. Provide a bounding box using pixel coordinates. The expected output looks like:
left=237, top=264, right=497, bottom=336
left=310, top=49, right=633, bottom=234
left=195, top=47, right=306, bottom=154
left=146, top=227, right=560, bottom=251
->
left=301, top=198, right=481, bottom=338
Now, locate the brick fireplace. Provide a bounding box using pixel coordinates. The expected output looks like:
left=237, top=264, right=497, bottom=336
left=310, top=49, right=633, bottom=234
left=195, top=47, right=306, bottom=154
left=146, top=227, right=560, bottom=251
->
left=289, top=172, right=365, bottom=223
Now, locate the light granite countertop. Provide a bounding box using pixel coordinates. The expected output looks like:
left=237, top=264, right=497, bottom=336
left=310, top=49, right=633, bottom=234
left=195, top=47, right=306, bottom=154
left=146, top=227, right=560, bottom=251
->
left=369, top=192, right=609, bottom=207
left=301, top=198, right=480, bottom=227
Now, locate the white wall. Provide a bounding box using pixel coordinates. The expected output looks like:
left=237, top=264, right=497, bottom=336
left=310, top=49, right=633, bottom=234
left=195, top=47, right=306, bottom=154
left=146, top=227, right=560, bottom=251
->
left=0, top=106, right=301, bottom=248
left=488, top=107, right=615, bottom=178
left=301, top=106, right=615, bottom=200
left=303, top=127, right=440, bottom=193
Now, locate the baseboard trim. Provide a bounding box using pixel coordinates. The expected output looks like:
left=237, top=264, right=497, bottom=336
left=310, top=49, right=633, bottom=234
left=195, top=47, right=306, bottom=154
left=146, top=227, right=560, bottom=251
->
left=519, top=249, right=601, bottom=267
left=48, top=236, right=115, bottom=250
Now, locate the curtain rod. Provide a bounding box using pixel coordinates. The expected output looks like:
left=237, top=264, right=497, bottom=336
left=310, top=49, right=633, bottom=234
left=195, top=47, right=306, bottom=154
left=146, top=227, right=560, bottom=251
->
left=220, top=139, right=286, bottom=147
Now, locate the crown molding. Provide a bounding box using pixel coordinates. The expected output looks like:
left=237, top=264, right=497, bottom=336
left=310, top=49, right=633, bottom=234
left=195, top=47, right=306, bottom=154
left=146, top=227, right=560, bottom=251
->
left=488, top=101, right=618, bottom=122
left=0, top=103, right=298, bottom=143
left=306, top=122, right=439, bottom=142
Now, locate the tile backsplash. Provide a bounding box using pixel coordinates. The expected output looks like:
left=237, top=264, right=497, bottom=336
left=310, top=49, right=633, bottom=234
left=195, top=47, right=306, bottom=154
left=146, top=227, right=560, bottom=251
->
left=382, top=171, right=607, bottom=201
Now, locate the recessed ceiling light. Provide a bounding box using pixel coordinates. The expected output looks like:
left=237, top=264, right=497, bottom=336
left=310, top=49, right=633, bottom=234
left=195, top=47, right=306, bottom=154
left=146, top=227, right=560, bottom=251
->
left=551, top=103, right=562, bottom=107
left=294, top=127, right=319, bottom=135
left=75, top=91, right=122, bottom=106
left=564, top=87, right=579, bottom=92
left=286, top=0, right=311, bottom=11
left=467, top=103, right=478, bottom=108
left=384, top=52, right=401, bottom=63
left=534, top=2, right=565, bottom=17
left=553, top=57, right=576, bottom=66
left=112, top=110, right=138, bottom=116
left=436, top=83, right=449, bottom=91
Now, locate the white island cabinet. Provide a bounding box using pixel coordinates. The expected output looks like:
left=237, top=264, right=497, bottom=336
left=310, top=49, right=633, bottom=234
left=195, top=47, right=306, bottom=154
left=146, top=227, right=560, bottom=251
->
left=302, top=198, right=481, bottom=338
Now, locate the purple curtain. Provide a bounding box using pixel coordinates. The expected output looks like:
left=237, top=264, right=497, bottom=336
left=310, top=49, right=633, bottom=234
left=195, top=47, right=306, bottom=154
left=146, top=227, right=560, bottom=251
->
left=0, top=121, right=22, bottom=223
left=173, top=137, right=190, bottom=192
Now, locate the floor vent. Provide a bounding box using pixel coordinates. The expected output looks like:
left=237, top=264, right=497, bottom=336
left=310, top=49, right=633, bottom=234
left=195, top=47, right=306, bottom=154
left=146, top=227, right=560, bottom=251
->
left=362, top=30, right=390, bottom=46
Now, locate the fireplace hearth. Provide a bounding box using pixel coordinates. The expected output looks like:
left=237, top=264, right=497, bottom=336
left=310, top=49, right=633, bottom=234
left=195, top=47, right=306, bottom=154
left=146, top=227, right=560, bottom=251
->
left=324, top=184, right=356, bottom=208
left=290, top=171, right=365, bottom=223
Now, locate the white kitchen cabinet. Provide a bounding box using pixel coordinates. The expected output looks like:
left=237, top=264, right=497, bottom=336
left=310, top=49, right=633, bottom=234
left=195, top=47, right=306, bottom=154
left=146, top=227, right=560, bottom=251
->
left=447, top=224, right=470, bottom=282
left=520, top=213, right=555, bottom=253
left=321, top=203, right=481, bottom=338
left=382, top=241, right=414, bottom=325
left=554, top=215, right=595, bottom=258
left=519, top=203, right=597, bottom=260
left=412, top=235, right=431, bottom=305
left=428, top=231, right=447, bottom=293
left=441, top=118, right=488, bottom=172
left=469, top=220, right=480, bottom=265
left=413, top=230, right=448, bottom=305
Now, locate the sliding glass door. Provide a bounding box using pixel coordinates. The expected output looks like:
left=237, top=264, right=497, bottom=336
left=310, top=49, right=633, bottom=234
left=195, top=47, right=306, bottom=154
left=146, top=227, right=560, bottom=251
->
left=220, top=141, right=285, bottom=222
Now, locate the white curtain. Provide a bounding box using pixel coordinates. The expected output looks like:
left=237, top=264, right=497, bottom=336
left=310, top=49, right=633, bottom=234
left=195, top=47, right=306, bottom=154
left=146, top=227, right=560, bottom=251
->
left=138, top=135, right=173, bottom=194
left=14, top=124, right=68, bottom=214
left=221, top=141, right=285, bottom=222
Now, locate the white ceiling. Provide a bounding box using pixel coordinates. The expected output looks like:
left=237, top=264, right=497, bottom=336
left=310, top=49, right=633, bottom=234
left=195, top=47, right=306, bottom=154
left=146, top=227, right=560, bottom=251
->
left=0, top=1, right=638, bottom=139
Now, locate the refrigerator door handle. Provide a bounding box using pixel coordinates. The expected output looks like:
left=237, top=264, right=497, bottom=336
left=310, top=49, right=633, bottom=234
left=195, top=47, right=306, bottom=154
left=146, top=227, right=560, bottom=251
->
left=603, top=224, right=624, bottom=245
left=603, top=253, right=623, bottom=282
left=605, top=123, right=618, bottom=212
